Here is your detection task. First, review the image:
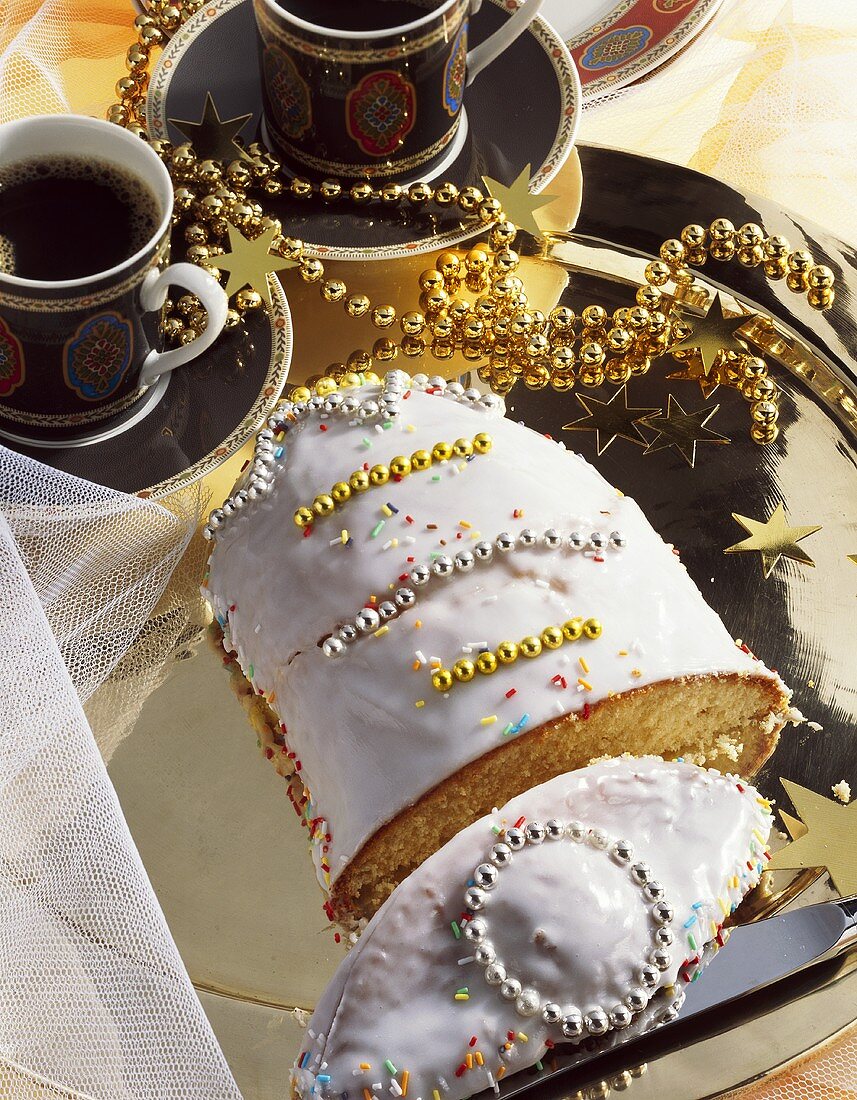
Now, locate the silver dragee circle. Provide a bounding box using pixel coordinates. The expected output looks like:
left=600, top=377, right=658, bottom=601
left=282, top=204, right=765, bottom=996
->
left=460, top=820, right=676, bottom=1038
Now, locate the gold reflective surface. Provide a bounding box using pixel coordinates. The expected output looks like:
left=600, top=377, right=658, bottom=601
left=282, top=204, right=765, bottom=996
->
left=107, top=146, right=857, bottom=1098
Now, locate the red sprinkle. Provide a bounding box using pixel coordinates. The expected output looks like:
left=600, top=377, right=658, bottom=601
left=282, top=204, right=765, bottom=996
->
left=736, top=783, right=745, bottom=792
left=513, top=816, right=526, bottom=829
left=319, top=424, right=328, bottom=432
left=334, top=932, right=341, bottom=943
left=505, top=688, right=517, bottom=699
left=403, top=390, right=412, bottom=399
left=405, top=515, right=414, bottom=524
left=303, top=526, right=313, bottom=538
left=455, top=1066, right=466, bottom=1079
left=507, top=1031, right=516, bottom=1042
left=468, top=1036, right=477, bottom=1048
left=582, top=702, right=591, bottom=720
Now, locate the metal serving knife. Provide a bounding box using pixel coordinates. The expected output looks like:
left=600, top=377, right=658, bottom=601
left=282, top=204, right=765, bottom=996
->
left=501, top=894, right=857, bottom=1097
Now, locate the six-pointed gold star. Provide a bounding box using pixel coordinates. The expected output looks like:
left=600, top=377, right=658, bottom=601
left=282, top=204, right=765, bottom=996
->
left=170, top=92, right=253, bottom=162
left=216, top=224, right=298, bottom=305
left=767, top=779, right=857, bottom=896
left=669, top=292, right=751, bottom=376
left=639, top=393, right=729, bottom=467
left=666, top=356, right=724, bottom=399
left=562, top=384, right=660, bottom=456
left=724, top=502, right=822, bottom=579
left=482, top=164, right=558, bottom=239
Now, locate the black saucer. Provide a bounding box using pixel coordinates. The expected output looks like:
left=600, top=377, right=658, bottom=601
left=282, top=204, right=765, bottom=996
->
left=4, top=288, right=292, bottom=497
left=147, top=0, right=580, bottom=260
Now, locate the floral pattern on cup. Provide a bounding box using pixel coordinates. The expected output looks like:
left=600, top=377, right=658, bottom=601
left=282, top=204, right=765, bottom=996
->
left=63, top=311, right=134, bottom=402
left=443, top=19, right=468, bottom=117
left=0, top=317, right=25, bottom=398
left=264, top=43, right=312, bottom=140
left=345, top=70, right=417, bottom=158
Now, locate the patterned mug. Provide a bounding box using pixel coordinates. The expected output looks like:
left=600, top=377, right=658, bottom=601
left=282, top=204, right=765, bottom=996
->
left=253, top=0, right=544, bottom=181
left=0, top=115, right=228, bottom=446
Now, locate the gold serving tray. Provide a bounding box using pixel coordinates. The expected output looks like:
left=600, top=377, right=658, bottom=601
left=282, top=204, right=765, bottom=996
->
left=101, top=145, right=857, bottom=1099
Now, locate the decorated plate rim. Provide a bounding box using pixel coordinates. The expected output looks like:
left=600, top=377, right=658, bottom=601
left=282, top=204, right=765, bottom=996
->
left=568, top=0, right=724, bottom=100
left=140, top=274, right=292, bottom=499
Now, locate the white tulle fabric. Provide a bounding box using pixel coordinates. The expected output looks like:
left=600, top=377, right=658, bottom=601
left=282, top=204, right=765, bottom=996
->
left=0, top=447, right=240, bottom=1100
left=579, top=0, right=857, bottom=243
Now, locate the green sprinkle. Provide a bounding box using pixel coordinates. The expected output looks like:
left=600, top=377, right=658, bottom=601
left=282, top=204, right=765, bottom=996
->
left=491, top=824, right=501, bottom=835
left=535, top=1061, right=544, bottom=1072
left=451, top=921, right=461, bottom=940
left=432, top=474, right=441, bottom=482
left=371, top=520, right=385, bottom=539
left=248, top=664, right=254, bottom=679
left=688, top=932, right=698, bottom=953
left=361, top=437, right=372, bottom=448
left=456, top=987, right=469, bottom=995
left=384, top=1061, right=397, bottom=1076
left=383, top=420, right=393, bottom=429
left=502, top=722, right=515, bottom=736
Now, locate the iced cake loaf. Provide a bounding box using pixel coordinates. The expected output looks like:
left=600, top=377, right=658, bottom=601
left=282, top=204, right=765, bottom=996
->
left=203, top=371, right=790, bottom=923
left=292, top=756, right=774, bottom=1100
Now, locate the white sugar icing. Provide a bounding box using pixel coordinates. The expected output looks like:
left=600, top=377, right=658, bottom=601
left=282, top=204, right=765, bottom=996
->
left=291, top=756, right=774, bottom=1100
left=205, top=375, right=788, bottom=893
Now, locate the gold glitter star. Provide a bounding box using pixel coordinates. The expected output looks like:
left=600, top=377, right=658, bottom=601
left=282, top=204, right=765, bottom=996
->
left=170, top=92, right=253, bottom=162
left=562, top=384, right=660, bottom=456
left=639, top=394, right=729, bottom=467
left=849, top=555, right=857, bottom=566
left=216, top=224, right=298, bottom=305
left=766, top=779, right=857, bottom=896
left=669, top=292, right=751, bottom=375
left=666, top=356, right=724, bottom=399
left=482, top=164, right=558, bottom=239
left=724, top=502, right=822, bottom=579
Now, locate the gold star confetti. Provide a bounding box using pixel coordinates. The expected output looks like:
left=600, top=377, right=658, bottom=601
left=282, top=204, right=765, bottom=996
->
left=639, top=394, right=729, bottom=467
left=849, top=554, right=857, bottom=566
left=666, top=356, right=724, bottom=399
left=562, top=384, right=660, bottom=456
left=216, top=224, right=298, bottom=306
left=766, top=779, right=857, bottom=896
left=482, top=164, right=558, bottom=239
left=669, top=292, right=751, bottom=375
left=724, top=502, right=822, bottom=579
left=170, top=92, right=253, bottom=162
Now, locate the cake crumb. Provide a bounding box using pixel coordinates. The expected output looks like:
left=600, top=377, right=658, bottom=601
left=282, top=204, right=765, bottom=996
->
left=832, top=780, right=851, bottom=804
left=807, top=720, right=823, bottom=732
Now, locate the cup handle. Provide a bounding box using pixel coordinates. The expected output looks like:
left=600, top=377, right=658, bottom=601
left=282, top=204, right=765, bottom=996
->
left=466, top=0, right=545, bottom=86
left=138, top=262, right=229, bottom=387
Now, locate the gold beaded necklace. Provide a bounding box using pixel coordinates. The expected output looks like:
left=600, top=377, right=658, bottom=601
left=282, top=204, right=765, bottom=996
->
left=108, top=0, right=836, bottom=447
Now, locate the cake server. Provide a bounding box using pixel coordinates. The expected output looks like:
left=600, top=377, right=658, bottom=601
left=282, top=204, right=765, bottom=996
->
left=502, top=894, right=857, bottom=1095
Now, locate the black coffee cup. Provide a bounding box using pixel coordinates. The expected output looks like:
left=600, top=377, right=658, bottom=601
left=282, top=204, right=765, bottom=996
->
left=253, top=0, right=543, bottom=181
left=0, top=114, right=227, bottom=446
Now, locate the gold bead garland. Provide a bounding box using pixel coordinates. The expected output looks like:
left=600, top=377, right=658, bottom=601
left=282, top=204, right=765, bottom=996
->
left=293, top=433, right=493, bottom=528
left=108, top=0, right=838, bottom=448
left=431, top=616, right=602, bottom=692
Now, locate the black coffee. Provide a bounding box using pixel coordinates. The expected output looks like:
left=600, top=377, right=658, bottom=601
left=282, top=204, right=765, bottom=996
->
left=277, top=0, right=437, bottom=33
left=0, top=155, right=161, bottom=281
